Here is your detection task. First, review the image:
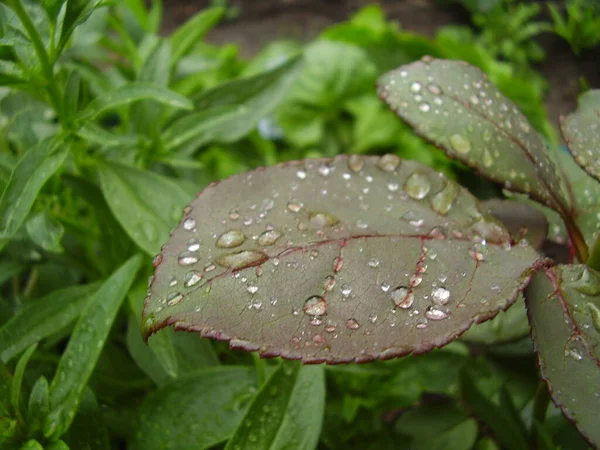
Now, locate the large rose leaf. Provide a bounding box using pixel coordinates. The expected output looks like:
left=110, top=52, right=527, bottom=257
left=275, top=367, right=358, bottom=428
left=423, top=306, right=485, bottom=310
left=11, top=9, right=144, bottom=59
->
left=526, top=264, right=600, bottom=446
left=561, top=90, right=600, bottom=183
left=377, top=58, right=567, bottom=211
left=143, top=155, right=542, bottom=363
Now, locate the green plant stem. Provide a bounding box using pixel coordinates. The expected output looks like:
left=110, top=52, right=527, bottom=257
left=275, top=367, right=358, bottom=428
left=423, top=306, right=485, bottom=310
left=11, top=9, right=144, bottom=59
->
left=530, top=380, right=550, bottom=445
left=586, top=234, right=600, bottom=272
left=9, top=0, right=64, bottom=121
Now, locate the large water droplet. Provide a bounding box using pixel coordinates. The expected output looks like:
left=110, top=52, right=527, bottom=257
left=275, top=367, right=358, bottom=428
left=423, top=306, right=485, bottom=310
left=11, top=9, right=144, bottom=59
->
left=183, top=218, right=196, bottom=231
left=178, top=251, right=198, bottom=266
left=345, top=318, right=360, bottom=329
left=431, top=182, right=458, bottom=215
left=216, top=229, right=245, bottom=248
left=167, top=292, right=183, bottom=306
left=309, top=211, right=340, bottom=228
left=258, top=229, right=282, bottom=246
left=404, top=173, right=431, bottom=200
left=348, top=154, right=364, bottom=172
left=449, top=134, right=472, bottom=154
left=391, top=286, right=414, bottom=308
left=588, top=302, right=600, bottom=333
left=377, top=154, right=401, bottom=172
left=425, top=305, right=450, bottom=320
left=432, top=287, right=450, bottom=305
left=184, top=270, right=202, bottom=288
left=187, top=239, right=201, bottom=252
left=303, top=296, right=328, bottom=316
left=215, top=250, right=268, bottom=269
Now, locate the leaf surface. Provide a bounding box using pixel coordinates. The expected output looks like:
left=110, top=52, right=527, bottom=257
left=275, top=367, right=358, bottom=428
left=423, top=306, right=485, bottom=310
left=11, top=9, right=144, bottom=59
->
left=144, top=155, right=541, bottom=363
left=561, top=90, right=600, bottom=183
left=526, top=264, right=600, bottom=447
left=378, top=58, right=566, bottom=210
left=130, top=367, right=257, bottom=450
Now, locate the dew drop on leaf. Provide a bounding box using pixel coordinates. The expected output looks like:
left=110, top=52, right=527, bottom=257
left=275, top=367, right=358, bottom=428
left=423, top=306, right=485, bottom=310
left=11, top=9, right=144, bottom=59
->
left=187, top=239, right=200, bottom=252
left=258, top=229, right=282, bottom=246
left=432, top=287, right=451, bottom=305
left=391, top=286, right=414, bottom=309
left=348, top=154, right=364, bottom=172
left=431, top=182, right=458, bottom=215
left=183, top=218, right=196, bottom=231
left=215, top=250, right=268, bottom=269
left=332, top=256, right=343, bottom=273
left=323, top=275, right=336, bottom=291
left=377, top=154, right=400, bottom=172
left=287, top=202, right=302, bottom=213
left=404, top=173, right=431, bottom=199
left=341, top=283, right=353, bottom=299
left=410, top=81, right=422, bottom=93
left=427, top=83, right=442, bottom=95
left=309, top=211, right=340, bottom=228
left=178, top=251, right=199, bottom=266
left=449, top=134, right=472, bottom=154
left=216, top=230, right=246, bottom=248
left=247, top=285, right=259, bottom=295
left=167, top=292, right=183, bottom=306
left=303, top=296, right=328, bottom=316
left=184, top=270, right=202, bottom=288
left=588, top=303, right=600, bottom=333
left=345, top=318, right=360, bottom=330
left=425, top=305, right=450, bottom=320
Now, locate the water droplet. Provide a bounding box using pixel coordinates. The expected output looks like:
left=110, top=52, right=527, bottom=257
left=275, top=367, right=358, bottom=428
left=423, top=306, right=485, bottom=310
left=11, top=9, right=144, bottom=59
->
left=387, top=182, right=399, bottom=192
left=323, top=275, right=336, bottom=291
left=368, top=313, right=378, bottom=323
left=449, top=134, right=472, bottom=154
left=588, top=303, right=600, bottom=333
left=410, top=81, right=422, bottom=93
left=333, top=256, right=343, bottom=273
left=247, top=285, right=259, bottom=295
left=183, top=218, right=196, bottom=231
left=431, top=182, right=458, bottom=215
left=229, top=210, right=240, bottom=220
left=215, top=250, right=268, bottom=269
left=428, top=83, right=442, bottom=95
left=152, top=254, right=163, bottom=267
left=432, top=287, right=450, bottom=305
left=404, top=173, right=431, bottom=200
left=519, top=121, right=530, bottom=133
left=303, top=296, right=328, bottom=316
left=287, top=202, right=302, bottom=213
left=348, top=154, right=364, bottom=172
left=216, top=230, right=245, bottom=248
left=204, top=263, right=216, bottom=272
left=381, top=282, right=391, bottom=292
left=258, top=229, right=282, bottom=246
left=341, top=283, right=352, bottom=299
left=409, top=274, right=423, bottom=287
left=184, top=270, right=202, bottom=288
left=367, top=259, right=380, bottom=268
left=378, top=154, right=400, bottom=172
left=415, top=318, right=428, bottom=329
left=419, top=102, right=430, bottom=112
left=391, top=286, right=414, bottom=308
left=425, top=305, right=450, bottom=320
left=345, top=318, right=360, bottom=329
left=178, top=251, right=199, bottom=266
left=482, top=148, right=493, bottom=168
left=167, top=292, right=183, bottom=306
left=309, top=211, right=340, bottom=228
left=169, top=276, right=177, bottom=287
left=470, top=244, right=486, bottom=261
left=296, top=169, right=307, bottom=179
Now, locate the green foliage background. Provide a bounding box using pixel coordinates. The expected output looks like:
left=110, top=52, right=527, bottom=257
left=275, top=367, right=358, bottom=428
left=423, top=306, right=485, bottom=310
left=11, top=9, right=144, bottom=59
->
left=0, top=1, right=597, bottom=449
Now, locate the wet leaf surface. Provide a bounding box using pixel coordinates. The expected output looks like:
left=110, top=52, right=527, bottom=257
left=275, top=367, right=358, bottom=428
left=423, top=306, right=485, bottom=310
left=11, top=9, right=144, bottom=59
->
left=378, top=58, right=567, bottom=210
left=561, top=90, right=600, bottom=183
left=144, top=155, right=541, bottom=363
left=482, top=199, right=547, bottom=249
left=526, top=264, right=600, bottom=446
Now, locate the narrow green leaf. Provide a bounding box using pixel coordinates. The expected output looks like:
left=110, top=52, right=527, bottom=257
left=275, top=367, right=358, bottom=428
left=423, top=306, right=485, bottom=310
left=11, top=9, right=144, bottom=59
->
left=130, top=367, right=257, bottom=450
left=63, top=70, right=81, bottom=122
left=0, top=138, right=68, bottom=251
left=44, top=255, right=142, bottom=439
left=75, top=123, right=140, bottom=148
left=0, top=260, right=23, bottom=287
left=26, top=210, right=65, bottom=253
left=27, top=376, right=49, bottom=438
left=169, top=7, right=224, bottom=66
left=57, top=0, right=104, bottom=54
left=225, top=362, right=325, bottom=450
left=560, top=89, right=600, bottom=183
left=76, top=82, right=193, bottom=122
left=64, top=388, right=109, bottom=450
left=98, top=161, right=191, bottom=255
left=10, top=344, right=37, bottom=418
left=0, top=282, right=100, bottom=363
left=378, top=58, right=566, bottom=210
left=460, top=371, right=529, bottom=450
left=526, top=264, right=600, bottom=447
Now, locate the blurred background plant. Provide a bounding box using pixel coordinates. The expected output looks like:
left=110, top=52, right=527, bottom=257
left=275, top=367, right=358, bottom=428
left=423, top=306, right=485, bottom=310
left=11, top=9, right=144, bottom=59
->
left=0, top=0, right=598, bottom=449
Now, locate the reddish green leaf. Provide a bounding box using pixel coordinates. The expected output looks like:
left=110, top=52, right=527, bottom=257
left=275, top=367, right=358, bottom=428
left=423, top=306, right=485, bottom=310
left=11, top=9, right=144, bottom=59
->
left=378, top=58, right=567, bottom=211
left=561, top=90, right=600, bottom=183
left=143, top=156, right=542, bottom=363
left=482, top=199, right=548, bottom=249
left=526, top=264, right=600, bottom=446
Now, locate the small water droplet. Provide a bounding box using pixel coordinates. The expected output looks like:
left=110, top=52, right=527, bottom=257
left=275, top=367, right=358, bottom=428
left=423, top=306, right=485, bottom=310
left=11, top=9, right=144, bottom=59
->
left=318, top=164, right=332, bottom=176
left=169, top=276, right=177, bottom=287
left=167, top=292, right=183, bottom=306
left=303, top=296, right=328, bottom=316
left=409, top=274, right=423, bottom=287
left=296, top=169, right=307, bottom=179
left=428, top=83, right=442, bottom=95
left=419, top=102, right=430, bottom=112
left=348, top=154, right=364, bottom=172
left=431, top=182, right=458, bottom=215
left=404, top=173, right=431, bottom=199
left=381, top=282, right=391, bottom=292
left=178, top=251, right=199, bottom=266
left=470, top=244, right=486, bottom=261
left=258, top=229, right=282, bottom=246
left=216, top=230, right=245, bottom=248
left=378, top=154, right=401, bottom=172
left=391, top=286, right=414, bottom=308
left=333, top=256, right=343, bottom=273
left=387, top=182, right=399, bottom=192
left=204, top=263, right=216, bottom=272
left=229, top=210, right=240, bottom=220
left=323, top=275, right=336, bottom=291
left=325, top=324, right=336, bottom=333
left=341, top=283, right=352, bottom=299
left=215, top=250, right=268, bottom=269
left=183, top=218, right=196, bottom=230
left=309, top=211, right=340, bottom=228
left=367, top=259, right=380, bottom=268
left=482, top=149, right=493, bottom=168
left=184, top=270, right=202, bottom=287
left=432, top=287, right=450, bottom=305
left=345, top=318, right=360, bottom=330
left=287, top=202, right=302, bottom=213
left=247, top=284, right=259, bottom=295
left=449, top=134, right=472, bottom=154
left=425, top=305, right=450, bottom=320
left=410, top=81, right=422, bottom=93
left=152, top=254, right=163, bottom=267
left=368, top=313, right=378, bottom=323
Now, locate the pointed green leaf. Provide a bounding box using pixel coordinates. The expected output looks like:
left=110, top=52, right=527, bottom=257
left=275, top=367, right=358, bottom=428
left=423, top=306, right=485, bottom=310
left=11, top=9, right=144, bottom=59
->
left=75, top=123, right=140, bottom=148
left=10, top=344, right=37, bottom=418
left=98, top=161, right=192, bottom=255
left=378, top=58, right=567, bottom=210
left=561, top=90, right=600, bottom=183
left=26, top=210, right=65, bottom=253
left=44, top=255, right=142, bottom=439
left=76, top=82, right=193, bottom=122
left=225, top=362, right=325, bottom=450
left=0, top=138, right=68, bottom=251
left=130, top=367, right=257, bottom=450
left=27, top=376, right=49, bottom=438
left=0, top=282, right=100, bottom=363
left=57, top=0, right=104, bottom=54
left=144, top=155, right=541, bottom=363
left=169, top=7, right=224, bottom=66
left=526, top=264, right=600, bottom=447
